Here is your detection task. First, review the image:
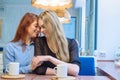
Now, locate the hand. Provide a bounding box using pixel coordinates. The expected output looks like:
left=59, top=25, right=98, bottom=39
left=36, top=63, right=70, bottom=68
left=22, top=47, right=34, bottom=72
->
left=36, top=55, right=50, bottom=62
left=31, top=55, right=50, bottom=70
left=31, top=56, right=43, bottom=70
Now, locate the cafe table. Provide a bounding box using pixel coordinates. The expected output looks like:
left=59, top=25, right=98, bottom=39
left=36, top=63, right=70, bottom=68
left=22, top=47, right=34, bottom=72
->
left=0, top=74, right=110, bottom=80
left=97, top=61, right=120, bottom=80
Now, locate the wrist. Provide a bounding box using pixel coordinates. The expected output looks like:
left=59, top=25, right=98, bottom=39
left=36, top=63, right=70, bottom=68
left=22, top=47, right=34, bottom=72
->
left=30, top=64, right=34, bottom=70
left=47, top=56, right=52, bottom=61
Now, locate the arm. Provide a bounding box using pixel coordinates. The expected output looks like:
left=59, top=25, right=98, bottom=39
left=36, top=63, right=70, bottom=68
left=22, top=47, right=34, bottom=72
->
left=3, top=43, right=33, bottom=74
left=48, top=56, right=80, bottom=76
left=3, top=44, right=15, bottom=73
left=67, top=39, right=80, bottom=76
left=33, top=37, right=48, bottom=75
left=33, top=38, right=80, bottom=76
left=34, top=55, right=80, bottom=76
left=34, top=37, right=43, bottom=56
left=19, top=65, right=32, bottom=73
left=47, top=39, right=80, bottom=76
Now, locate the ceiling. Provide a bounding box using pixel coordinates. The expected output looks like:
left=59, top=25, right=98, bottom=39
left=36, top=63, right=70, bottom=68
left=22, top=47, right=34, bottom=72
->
left=1, top=0, right=85, bottom=8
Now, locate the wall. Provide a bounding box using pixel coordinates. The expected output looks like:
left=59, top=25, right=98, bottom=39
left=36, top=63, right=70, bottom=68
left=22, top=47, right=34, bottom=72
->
left=97, top=0, right=120, bottom=60
left=0, top=52, right=3, bottom=74
left=0, top=1, right=42, bottom=47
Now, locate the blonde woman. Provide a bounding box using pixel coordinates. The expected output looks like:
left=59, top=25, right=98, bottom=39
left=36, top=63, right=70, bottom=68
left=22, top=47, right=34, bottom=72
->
left=31, top=10, right=80, bottom=76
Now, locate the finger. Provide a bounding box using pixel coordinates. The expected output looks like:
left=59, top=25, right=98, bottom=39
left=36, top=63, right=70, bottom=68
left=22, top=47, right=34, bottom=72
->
left=32, top=58, right=39, bottom=64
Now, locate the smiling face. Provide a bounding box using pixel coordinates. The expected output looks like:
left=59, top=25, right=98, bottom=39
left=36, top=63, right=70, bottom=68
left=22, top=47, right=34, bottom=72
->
left=38, top=19, right=47, bottom=37
left=27, top=20, right=40, bottom=38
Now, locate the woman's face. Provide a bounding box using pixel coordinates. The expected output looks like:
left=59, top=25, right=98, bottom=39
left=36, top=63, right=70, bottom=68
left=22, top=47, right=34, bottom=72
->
left=27, top=20, right=40, bottom=38
left=38, top=19, right=47, bottom=37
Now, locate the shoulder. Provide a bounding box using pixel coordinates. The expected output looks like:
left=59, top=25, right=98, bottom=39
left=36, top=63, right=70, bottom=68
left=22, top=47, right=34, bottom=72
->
left=67, top=38, right=77, bottom=44
left=67, top=38, right=78, bottom=48
left=3, top=42, right=16, bottom=53
left=36, top=36, right=46, bottom=41
left=35, top=36, right=47, bottom=44
left=5, top=42, right=15, bottom=48
left=4, top=41, right=21, bottom=50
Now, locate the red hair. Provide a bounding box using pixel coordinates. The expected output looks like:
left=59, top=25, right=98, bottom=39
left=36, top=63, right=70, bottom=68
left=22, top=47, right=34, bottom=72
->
left=12, top=13, right=38, bottom=43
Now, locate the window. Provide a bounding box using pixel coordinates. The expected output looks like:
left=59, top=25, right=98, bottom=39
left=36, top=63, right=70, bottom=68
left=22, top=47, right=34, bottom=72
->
left=62, top=17, right=76, bottom=39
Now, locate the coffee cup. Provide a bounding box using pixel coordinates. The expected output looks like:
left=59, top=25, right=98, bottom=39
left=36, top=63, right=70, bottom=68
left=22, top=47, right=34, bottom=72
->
left=6, top=62, right=19, bottom=76
left=54, top=64, right=68, bottom=78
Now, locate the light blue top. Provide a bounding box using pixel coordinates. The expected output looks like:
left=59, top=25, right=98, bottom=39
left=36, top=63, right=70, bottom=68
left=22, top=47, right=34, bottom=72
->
left=3, top=40, right=34, bottom=73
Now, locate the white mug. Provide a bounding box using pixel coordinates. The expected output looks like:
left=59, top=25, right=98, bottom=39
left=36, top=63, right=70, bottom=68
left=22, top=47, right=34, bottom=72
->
left=6, top=62, right=19, bottom=76
left=54, top=64, right=68, bottom=78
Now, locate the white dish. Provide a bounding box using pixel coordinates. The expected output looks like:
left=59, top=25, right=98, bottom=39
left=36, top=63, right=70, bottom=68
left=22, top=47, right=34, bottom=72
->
left=115, top=61, right=120, bottom=66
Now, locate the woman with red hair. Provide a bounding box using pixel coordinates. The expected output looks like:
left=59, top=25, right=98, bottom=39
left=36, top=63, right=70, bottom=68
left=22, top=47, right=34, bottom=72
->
left=3, top=12, right=40, bottom=73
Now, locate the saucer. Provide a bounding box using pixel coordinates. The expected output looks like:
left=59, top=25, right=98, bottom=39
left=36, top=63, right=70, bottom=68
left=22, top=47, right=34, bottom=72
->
left=115, top=61, right=120, bottom=66
left=51, top=76, right=76, bottom=80
left=1, top=74, right=25, bottom=79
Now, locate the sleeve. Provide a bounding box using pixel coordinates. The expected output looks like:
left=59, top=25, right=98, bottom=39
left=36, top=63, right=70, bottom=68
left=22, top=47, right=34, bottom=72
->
left=33, top=37, right=48, bottom=75
left=68, top=39, right=81, bottom=67
left=34, top=37, right=42, bottom=56
left=3, top=44, right=15, bottom=73
left=33, top=66, right=47, bottom=75
left=19, top=65, right=32, bottom=74
left=3, top=43, right=32, bottom=74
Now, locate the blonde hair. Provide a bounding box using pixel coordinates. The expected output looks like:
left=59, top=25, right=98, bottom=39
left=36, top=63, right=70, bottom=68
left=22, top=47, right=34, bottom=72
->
left=38, top=10, right=69, bottom=62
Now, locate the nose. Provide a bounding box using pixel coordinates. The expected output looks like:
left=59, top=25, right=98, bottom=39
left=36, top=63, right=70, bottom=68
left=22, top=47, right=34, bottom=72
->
left=36, top=27, right=40, bottom=32
left=41, top=28, right=44, bottom=33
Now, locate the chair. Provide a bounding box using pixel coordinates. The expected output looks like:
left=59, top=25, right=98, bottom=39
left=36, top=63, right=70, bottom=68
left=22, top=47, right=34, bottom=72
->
left=78, top=56, right=95, bottom=76
left=0, top=47, right=3, bottom=51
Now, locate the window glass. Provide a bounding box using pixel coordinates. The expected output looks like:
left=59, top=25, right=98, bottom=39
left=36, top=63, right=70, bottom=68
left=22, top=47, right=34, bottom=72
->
left=62, top=17, right=76, bottom=39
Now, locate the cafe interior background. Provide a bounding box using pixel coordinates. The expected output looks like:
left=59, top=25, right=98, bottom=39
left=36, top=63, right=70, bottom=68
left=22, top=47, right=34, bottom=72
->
left=0, top=0, right=120, bottom=74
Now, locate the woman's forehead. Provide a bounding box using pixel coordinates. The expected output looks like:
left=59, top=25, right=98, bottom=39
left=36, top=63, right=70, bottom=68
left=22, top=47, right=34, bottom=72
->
left=38, top=19, right=44, bottom=26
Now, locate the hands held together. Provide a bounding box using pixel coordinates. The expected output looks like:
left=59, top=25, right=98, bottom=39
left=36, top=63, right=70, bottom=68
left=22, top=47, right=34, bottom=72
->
left=31, top=55, right=50, bottom=70
left=30, top=55, right=79, bottom=76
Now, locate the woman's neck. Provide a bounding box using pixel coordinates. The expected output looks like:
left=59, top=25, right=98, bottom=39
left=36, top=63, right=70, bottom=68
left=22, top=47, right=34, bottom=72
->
left=25, top=36, right=31, bottom=45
